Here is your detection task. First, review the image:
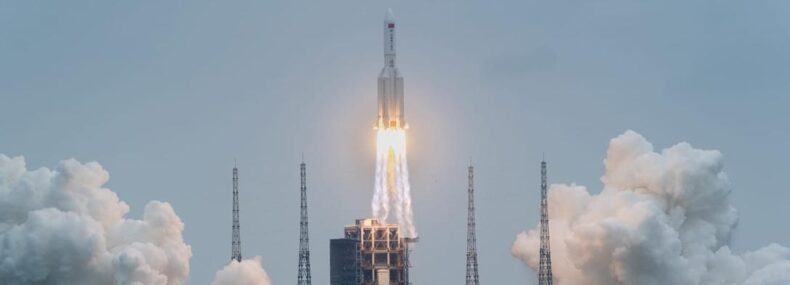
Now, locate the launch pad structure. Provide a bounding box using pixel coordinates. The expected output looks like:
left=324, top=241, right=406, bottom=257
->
left=331, top=218, right=417, bottom=285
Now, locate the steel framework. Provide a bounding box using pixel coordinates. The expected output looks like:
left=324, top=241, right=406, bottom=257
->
left=298, top=162, right=312, bottom=285
left=231, top=162, right=242, bottom=262
left=466, top=165, right=480, bottom=285
left=538, top=160, right=554, bottom=285
left=343, top=219, right=410, bottom=285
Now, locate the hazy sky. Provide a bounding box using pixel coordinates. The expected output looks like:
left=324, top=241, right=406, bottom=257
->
left=2, top=1, right=790, bottom=284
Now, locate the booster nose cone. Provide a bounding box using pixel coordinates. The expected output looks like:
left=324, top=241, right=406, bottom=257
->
left=386, top=8, right=395, bottom=23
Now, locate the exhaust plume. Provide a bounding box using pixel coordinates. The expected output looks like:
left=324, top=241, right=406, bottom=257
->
left=0, top=154, right=192, bottom=285
left=512, top=131, right=790, bottom=285
left=371, top=128, right=417, bottom=238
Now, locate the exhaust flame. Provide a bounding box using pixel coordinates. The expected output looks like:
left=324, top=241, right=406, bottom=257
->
left=372, top=127, right=417, bottom=238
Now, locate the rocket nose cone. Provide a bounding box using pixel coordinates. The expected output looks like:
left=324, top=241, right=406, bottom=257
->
left=386, top=8, right=395, bottom=22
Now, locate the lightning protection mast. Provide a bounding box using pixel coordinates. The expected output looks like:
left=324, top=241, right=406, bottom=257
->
left=538, top=160, right=554, bottom=285
left=231, top=161, right=242, bottom=262
left=297, top=161, right=312, bottom=285
left=466, top=165, right=480, bottom=285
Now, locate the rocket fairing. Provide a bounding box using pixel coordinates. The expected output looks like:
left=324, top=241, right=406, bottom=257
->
left=377, top=9, right=406, bottom=129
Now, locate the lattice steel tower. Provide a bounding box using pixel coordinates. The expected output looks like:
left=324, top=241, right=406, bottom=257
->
left=297, top=161, right=312, bottom=285
left=538, top=160, right=554, bottom=285
left=466, top=165, right=480, bottom=285
left=231, top=162, right=242, bottom=262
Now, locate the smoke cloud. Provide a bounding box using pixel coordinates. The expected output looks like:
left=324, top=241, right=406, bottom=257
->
left=0, top=154, right=192, bottom=285
left=211, top=257, right=272, bottom=285
left=512, top=130, right=790, bottom=285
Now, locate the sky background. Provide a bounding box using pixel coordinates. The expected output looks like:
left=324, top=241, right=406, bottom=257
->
left=2, top=0, right=790, bottom=284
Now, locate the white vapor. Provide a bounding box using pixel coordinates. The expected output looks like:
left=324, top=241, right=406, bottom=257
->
left=372, top=128, right=391, bottom=222
left=212, top=257, right=271, bottom=285
left=0, top=154, right=192, bottom=285
left=394, top=144, right=415, bottom=238
left=512, top=130, right=790, bottom=285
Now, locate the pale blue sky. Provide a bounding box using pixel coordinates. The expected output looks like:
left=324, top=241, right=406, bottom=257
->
left=2, top=1, right=789, bottom=284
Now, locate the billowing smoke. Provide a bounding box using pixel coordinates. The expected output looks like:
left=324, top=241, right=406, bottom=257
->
left=0, top=154, right=192, bottom=285
left=212, top=257, right=271, bottom=285
left=371, top=128, right=416, bottom=237
left=512, top=131, right=790, bottom=285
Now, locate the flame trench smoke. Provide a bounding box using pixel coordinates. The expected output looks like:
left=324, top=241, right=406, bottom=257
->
left=0, top=154, right=192, bottom=285
left=212, top=257, right=271, bottom=285
left=0, top=154, right=277, bottom=285
left=372, top=128, right=416, bottom=238
left=512, top=131, right=790, bottom=285
left=0, top=154, right=275, bottom=285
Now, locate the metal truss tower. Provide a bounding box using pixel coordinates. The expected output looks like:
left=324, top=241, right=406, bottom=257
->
left=231, top=162, right=242, bottom=262
left=297, top=161, right=312, bottom=285
left=466, top=165, right=480, bottom=285
left=538, top=160, right=554, bottom=285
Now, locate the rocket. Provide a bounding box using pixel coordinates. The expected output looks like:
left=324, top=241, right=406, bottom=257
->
left=377, top=9, right=405, bottom=129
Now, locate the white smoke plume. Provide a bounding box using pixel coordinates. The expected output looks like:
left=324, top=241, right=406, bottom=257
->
left=372, top=129, right=392, bottom=222
left=0, top=154, right=192, bottom=285
left=394, top=145, right=415, bottom=238
left=512, top=131, right=790, bottom=285
left=211, top=257, right=271, bottom=285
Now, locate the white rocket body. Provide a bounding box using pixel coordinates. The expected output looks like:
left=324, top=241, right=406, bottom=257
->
left=377, top=9, right=405, bottom=129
